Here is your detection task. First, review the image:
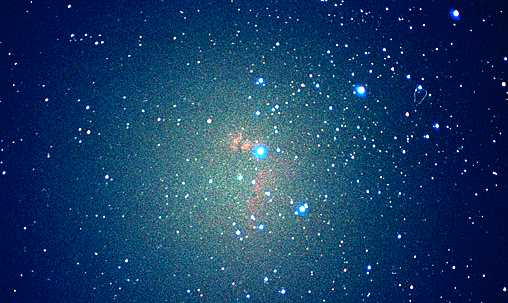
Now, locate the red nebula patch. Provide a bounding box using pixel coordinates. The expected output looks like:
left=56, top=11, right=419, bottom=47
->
left=246, top=169, right=276, bottom=220
left=229, top=133, right=255, bottom=154
left=227, top=132, right=294, bottom=231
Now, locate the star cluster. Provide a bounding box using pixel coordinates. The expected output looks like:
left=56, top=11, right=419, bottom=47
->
left=2, top=0, right=508, bottom=302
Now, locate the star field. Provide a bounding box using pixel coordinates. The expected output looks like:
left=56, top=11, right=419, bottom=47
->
left=2, top=0, right=508, bottom=302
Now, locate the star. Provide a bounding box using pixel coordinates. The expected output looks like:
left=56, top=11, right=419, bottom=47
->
left=251, top=144, right=268, bottom=160
left=354, top=84, right=367, bottom=98
left=450, top=8, right=461, bottom=21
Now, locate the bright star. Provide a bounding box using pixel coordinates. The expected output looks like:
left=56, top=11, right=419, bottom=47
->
left=354, top=84, right=367, bottom=97
left=252, top=144, right=268, bottom=160
left=450, top=8, right=461, bottom=21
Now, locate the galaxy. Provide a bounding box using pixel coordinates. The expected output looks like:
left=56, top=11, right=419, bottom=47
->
left=2, top=0, right=508, bottom=302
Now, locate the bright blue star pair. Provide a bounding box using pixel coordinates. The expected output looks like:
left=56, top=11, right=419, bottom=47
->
left=294, top=202, right=309, bottom=217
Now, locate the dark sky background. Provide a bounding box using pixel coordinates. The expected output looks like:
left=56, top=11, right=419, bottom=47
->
left=2, top=0, right=508, bottom=302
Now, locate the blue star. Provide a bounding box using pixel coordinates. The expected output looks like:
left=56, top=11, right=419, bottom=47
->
left=251, top=144, right=268, bottom=160
left=353, top=84, right=367, bottom=98
left=449, top=8, right=461, bottom=21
